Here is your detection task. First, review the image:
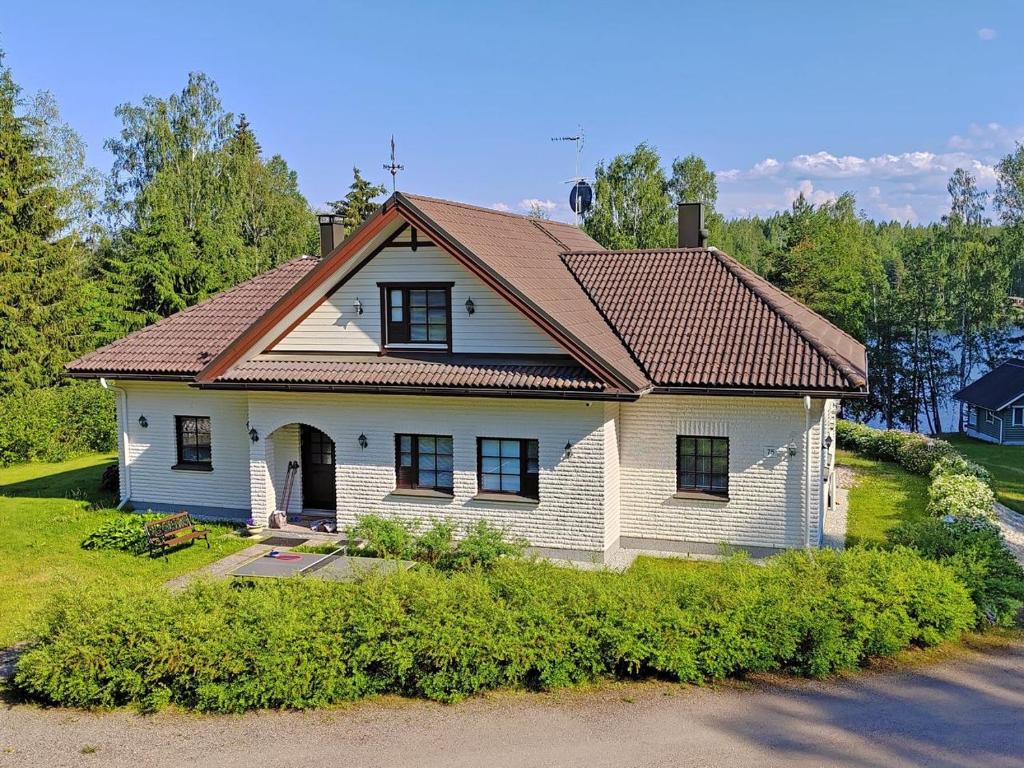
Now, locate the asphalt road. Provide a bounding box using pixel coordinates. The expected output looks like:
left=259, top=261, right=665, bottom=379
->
left=1, top=644, right=1022, bottom=768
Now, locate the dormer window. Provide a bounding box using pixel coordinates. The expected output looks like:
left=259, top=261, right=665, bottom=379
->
left=381, top=282, right=452, bottom=350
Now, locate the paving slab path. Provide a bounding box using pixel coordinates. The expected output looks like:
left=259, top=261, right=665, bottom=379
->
left=1, top=643, right=1021, bottom=768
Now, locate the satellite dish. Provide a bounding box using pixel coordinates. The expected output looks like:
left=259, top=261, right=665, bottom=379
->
left=569, top=180, right=593, bottom=216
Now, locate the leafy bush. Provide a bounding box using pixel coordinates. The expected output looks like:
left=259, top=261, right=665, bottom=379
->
left=929, top=453, right=992, bottom=484
left=344, top=515, right=525, bottom=570
left=835, top=420, right=956, bottom=476
left=343, top=515, right=417, bottom=559
left=926, top=474, right=996, bottom=519
left=81, top=514, right=155, bottom=555
left=437, top=520, right=527, bottom=572
left=290, top=542, right=340, bottom=555
left=890, top=517, right=1024, bottom=627
left=0, top=383, right=116, bottom=466
left=14, top=547, right=973, bottom=712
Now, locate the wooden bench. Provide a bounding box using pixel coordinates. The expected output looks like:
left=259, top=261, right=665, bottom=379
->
left=144, top=512, right=210, bottom=561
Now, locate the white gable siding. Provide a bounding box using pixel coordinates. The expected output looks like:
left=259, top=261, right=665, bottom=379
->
left=117, top=381, right=251, bottom=515
left=272, top=246, right=564, bottom=355
left=617, top=395, right=826, bottom=551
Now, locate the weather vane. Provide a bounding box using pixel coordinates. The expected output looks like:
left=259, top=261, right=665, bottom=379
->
left=383, top=135, right=404, bottom=193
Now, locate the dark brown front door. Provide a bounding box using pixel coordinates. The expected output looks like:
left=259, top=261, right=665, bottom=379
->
left=301, top=425, right=336, bottom=510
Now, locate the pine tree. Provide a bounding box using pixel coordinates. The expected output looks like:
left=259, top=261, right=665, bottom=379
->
left=329, top=168, right=386, bottom=234
left=0, top=52, right=91, bottom=392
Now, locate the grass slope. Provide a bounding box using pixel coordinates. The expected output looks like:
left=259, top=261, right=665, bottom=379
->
left=942, top=434, right=1024, bottom=514
left=837, top=449, right=930, bottom=547
left=0, top=453, right=250, bottom=647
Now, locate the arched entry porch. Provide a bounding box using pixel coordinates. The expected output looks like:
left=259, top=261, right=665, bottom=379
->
left=259, top=421, right=338, bottom=529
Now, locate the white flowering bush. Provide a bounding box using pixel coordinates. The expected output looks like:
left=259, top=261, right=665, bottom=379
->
left=926, top=473, right=996, bottom=519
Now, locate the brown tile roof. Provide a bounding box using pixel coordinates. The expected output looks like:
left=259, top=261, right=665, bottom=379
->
left=561, top=248, right=867, bottom=392
left=67, top=193, right=867, bottom=396
left=67, top=258, right=319, bottom=376
left=217, top=358, right=603, bottom=391
left=400, top=194, right=650, bottom=391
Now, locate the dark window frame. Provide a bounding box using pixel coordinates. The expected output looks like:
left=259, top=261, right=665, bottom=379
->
left=476, top=437, right=540, bottom=500
left=174, top=415, right=212, bottom=470
left=676, top=436, right=729, bottom=496
left=378, top=282, right=454, bottom=352
left=395, top=433, right=454, bottom=493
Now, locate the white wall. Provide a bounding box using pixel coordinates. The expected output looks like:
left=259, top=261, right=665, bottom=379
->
left=272, top=246, right=564, bottom=355
left=117, top=381, right=251, bottom=514
left=248, top=392, right=611, bottom=552
left=617, top=395, right=826, bottom=551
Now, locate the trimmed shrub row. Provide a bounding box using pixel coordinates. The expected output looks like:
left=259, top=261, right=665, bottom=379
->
left=837, top=419, right=1024, bottom=626
left=14, top=548, right=974, bottom=712
left=0, top=383, right=116, bottom=466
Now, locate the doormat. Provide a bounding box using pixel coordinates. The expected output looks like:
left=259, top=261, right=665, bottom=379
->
left=259, top=536, right=309, bottom=548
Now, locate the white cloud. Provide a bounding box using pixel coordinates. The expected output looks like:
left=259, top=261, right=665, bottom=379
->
left=518, top=198, right=558, bottom=212
left=785, top=180, right=837, bottom=207
left=948, top=122, right=1024, bottom=152
left=978, top=27, right=997, bottom=41
left=490, top=202, right=512, bottom=212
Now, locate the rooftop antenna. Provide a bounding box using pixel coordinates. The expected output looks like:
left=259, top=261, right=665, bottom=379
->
left=383, top=135, right=404, bottom=193
left=551, top=126, right=593, bottom=224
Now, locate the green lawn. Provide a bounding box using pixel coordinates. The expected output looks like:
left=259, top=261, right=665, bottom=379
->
left=0, top=453, right=251, bottom=647
left=942, top=434, right=1024, bottom=514
left=838, top=449, right=930, bottom=547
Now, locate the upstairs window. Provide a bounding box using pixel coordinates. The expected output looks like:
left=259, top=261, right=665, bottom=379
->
left=676, top=436, right=728, bottom=496
left=382, top=284, right=451, bottom=348
left=477, top=438, right=539, bottom=500
left=396, top=434, right=454, bottom=493
left=175, top=416, right=212, bottom=470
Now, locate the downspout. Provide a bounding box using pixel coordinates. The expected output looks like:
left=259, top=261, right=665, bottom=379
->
left=100, top=378, right=132, bottom=509
left=804, top=395, right=812, bottom=549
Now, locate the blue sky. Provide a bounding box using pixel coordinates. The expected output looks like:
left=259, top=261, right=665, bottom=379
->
left=3, top=1, right=1022, bottom=223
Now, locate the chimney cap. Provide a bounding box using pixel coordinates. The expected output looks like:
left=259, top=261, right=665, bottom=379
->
left=318, top=213, right=342, bottom=225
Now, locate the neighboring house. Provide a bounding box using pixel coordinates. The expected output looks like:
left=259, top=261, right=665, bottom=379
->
left=953, top=359, right=1024, bottom=445
left=68, top=193, right=867, bottom=562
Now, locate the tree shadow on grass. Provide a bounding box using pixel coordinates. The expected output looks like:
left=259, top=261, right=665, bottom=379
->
left=0, top=460, right=116, bottom=507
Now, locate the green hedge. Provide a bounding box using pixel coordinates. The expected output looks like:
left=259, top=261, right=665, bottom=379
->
left=838, top=419, right=1023, bottom=627
left=14, top=548, right=974, bottom=712
left=0, top=383, right=116, bottom=466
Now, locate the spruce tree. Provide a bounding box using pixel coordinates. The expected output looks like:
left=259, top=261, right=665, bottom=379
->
left=0, top=52, right=91, bottom=392
left=329, top=168, right=386, bottom=234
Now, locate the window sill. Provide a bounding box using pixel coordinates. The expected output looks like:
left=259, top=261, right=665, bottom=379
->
left=471, top=492, right=539, bottom=505
left=172, top=463, right=213, bottom=472
left=388, top=488, right=454, bottom=500
left=384, top=344, right=449, bottom=351
left=673, top=490, right=729, bottom=502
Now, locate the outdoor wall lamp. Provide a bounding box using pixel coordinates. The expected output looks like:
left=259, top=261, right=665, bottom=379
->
left=465, top=297, right=475, bottom=315
left=353, top=298, right=364, bottom=315
left=138, top=414, right=148, bottom=428
left=563, top=441, right=573, bottom=459
left=249, top=426, right=259, bottom=443
left=358, top=433, right=368, bottom=450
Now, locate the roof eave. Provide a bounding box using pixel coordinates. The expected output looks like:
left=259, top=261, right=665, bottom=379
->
left=650, top=385, right=869, bottom=399
left=194, top=380, right=637, bottom=401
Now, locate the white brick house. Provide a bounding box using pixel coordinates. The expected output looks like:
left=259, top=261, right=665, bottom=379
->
left=69, top=193, right=865, bottom=562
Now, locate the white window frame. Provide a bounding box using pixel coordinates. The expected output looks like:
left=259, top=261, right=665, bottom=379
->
left=967, top=405, right=977, bottom=427
left=1013, top=406, right=1024, bottom=428
left=985, top=410, right=995, bottom=425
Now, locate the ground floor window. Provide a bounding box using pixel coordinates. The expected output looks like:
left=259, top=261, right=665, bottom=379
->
left=967, top=405, right=977, bottom=427
left=477, top=438, right=539, bottom=499
left=986, top=410, right=995, bottom=424
left=676, top=436, right=729, bottom=495
left=396, top=434, right=454, bottom=492
left=1013, top=406, right=1023, bottom=427
left=175, top=416, right=211, bottom=469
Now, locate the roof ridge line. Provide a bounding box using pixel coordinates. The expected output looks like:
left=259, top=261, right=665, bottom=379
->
left=530, top=219, right=570, bottom=250
left=559, top=252, right=655, bottom=381
left=709, top=250, right=866, bottom=388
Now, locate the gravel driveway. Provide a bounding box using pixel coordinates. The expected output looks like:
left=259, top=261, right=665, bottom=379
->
left=1, top=643, right=1021, bottom=768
